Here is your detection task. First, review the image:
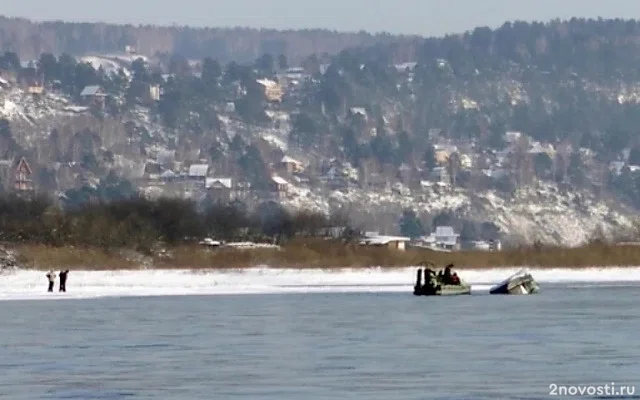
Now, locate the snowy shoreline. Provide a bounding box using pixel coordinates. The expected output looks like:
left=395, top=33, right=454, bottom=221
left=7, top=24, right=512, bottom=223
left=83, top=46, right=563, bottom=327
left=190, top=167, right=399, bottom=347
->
left=1, top=266, right=639, bottom=301
left=12, top=264, right=640, bottom=272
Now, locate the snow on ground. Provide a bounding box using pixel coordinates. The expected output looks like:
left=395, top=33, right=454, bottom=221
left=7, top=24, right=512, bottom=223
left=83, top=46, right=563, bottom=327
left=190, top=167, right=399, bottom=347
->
left=80, top=52, right=148, bottom=66
left=0, top=88, right=98, bottom=148
left=0, top=88, right=82, bottom=123
left=78, top=56, right=131, bottom=77
left=477, top=183, right=635, bottom=246
left=280, top=180, right=635, bottom=247
left=261, top=133, right=288, bottom=150
left=1, top=266, right=640, bottom=301
left=0, top=75, right=635, bottom=249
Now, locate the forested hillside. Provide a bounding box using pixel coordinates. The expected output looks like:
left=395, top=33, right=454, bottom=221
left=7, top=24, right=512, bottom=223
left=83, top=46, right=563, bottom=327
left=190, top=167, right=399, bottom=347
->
left=3, top=17, right=640, bottom=244
left=318, top=18, right=640, bottom=202
left=0, top=16, right=421, bottom=64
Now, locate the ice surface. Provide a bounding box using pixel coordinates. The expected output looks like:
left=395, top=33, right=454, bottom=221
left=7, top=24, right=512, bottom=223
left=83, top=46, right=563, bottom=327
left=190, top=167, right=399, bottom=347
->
left=1, top=266, right=639, bottom=301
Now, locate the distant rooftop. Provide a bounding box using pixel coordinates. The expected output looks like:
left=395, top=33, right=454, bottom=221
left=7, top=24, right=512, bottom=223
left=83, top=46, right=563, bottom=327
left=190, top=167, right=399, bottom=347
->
left=256, top=78, right=278, bottom=88
left=272, top=176, right=288, bottom=185
left=205, top=177, right=232, bottom=189
left=188, top=164, right=209, bottom=177
left=80, top=85, right=105, bottom=96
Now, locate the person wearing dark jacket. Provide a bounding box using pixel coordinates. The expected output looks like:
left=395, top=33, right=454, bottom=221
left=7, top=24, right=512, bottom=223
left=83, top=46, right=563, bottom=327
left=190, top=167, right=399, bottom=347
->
left=59, top=270, right=69, bottom=292
left=443, top=265, right=453, bottom=284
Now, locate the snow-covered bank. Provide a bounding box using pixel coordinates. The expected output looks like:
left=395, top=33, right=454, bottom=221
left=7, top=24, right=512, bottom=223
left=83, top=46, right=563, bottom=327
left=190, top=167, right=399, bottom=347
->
left=1, top=266, right=639, bottom=301
left=281, top=181, right=635, bottom=248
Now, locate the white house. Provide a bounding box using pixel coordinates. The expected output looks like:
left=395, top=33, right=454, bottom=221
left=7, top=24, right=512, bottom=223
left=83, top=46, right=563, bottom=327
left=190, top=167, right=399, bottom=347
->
left=359, top=232, right=411, bottom=251
left=188, top=164, right=209, bottom=179
left=418, top=226, right=461, bottom=251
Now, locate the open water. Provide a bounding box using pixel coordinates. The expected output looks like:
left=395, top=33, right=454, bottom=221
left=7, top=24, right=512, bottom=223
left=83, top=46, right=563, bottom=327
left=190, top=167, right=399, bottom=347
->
left=0, top=282, right=639, bottom=399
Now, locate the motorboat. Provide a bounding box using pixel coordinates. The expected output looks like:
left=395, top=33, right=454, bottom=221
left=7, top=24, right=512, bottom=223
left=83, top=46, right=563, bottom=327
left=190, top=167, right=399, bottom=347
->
left=489, top=268, right=540, bottom=295
left=413, top=262, right=472, bottom=296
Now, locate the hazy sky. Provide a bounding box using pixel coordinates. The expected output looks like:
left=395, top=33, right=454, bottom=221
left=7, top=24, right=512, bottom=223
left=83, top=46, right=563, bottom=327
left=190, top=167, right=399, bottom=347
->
left=2, top=0, right=640, bottom=36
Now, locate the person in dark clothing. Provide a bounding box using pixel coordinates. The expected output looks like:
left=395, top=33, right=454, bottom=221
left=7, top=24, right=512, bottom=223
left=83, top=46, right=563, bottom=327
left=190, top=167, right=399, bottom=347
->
left=46, top=270, right=56, bottom=292
left=443, top=264, right=453, bottom=284
left=59, top=270, right=69, bottom=292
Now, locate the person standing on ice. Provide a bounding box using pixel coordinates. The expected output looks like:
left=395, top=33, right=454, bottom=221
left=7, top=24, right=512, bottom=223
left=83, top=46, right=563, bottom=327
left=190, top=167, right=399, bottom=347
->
left=46, top=270, right=56, bottom=292
left=59, top=270, right=69, bottom=292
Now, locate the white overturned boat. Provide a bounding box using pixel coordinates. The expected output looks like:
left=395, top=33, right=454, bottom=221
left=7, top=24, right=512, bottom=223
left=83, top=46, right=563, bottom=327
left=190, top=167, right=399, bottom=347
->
left=489, top=268, right=540, bottom=295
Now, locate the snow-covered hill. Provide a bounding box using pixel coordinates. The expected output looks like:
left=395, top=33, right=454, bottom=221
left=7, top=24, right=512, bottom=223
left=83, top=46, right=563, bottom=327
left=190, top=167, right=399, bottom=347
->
left=0, top=84, right=637, bottom=247
left=278, top=181, right=635, bottom=247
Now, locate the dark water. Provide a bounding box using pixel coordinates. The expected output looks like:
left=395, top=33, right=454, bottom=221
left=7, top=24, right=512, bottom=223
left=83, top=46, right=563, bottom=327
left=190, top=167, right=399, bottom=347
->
left=0, top=284, right=639, bottom=399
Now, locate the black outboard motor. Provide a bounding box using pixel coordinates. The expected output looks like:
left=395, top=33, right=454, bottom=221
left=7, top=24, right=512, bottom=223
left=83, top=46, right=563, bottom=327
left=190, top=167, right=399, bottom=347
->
left=413, top=268, right=423, bottom=295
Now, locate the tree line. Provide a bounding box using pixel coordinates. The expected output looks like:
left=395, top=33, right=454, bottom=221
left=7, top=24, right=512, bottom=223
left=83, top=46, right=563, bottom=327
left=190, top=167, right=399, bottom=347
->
left=8, top=17, right=640, bottom=208
left=0, top=16, right=419, bottom=65
left=0, top=194, right=353, bottom=252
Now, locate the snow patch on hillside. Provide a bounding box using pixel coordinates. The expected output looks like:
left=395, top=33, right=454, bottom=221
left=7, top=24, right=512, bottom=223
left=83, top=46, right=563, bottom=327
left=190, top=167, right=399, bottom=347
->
left=278, top=180, right=634, bottom=247
left=78, top=56, right=131, bottom=77
left=0, top=81, right=636, bottom=249
left=0, top=88, right=78, bottom=122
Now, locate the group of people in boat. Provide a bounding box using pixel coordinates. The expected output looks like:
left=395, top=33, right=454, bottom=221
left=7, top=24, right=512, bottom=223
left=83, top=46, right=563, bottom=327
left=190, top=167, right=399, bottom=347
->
left=46, top=270, right=69, bottom=292
left=413, top=263, right=464, bottom=296
left=440, top=264, right=461, bottom=285
left=422, top=264, right=461, bottom=287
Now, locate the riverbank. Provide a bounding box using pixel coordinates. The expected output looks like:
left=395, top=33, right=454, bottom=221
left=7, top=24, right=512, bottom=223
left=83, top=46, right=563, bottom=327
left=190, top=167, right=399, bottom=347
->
left=9, top=239, right=640, bottom=270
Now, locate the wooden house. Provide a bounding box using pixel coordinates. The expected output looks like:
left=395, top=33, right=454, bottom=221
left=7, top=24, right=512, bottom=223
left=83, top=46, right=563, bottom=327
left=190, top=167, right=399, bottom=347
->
left=80, top=85, right=108, bottom=107
left=0, top=157, right=34, bottom=194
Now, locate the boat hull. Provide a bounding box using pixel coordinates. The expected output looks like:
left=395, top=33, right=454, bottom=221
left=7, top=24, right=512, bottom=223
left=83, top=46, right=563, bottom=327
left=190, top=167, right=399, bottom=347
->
left=489, top=271, right=539, bottom=295
left=413, top=285, right=472, bottom=296
left=437, top=284, right=472, bottom=296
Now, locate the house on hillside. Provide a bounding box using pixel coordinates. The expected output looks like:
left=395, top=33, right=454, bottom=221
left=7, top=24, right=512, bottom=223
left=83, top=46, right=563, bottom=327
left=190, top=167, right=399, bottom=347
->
left=277, top=67, right=311, bottom=90
left=271, top=175, right=289, bottom=197
left=145, top=84, right=161, bottom=103
left=159, top=169, right=179, bottom=182
left=206, top=177, right=233, bottom=202
left=256, top=79, right=284, bottom=102
left=80, top=85, right=107, bottom=107
left=417, top=226, right=461, bottom=251
left=280, top=156, right=304, bottom=174
left=27, top=80, right=44, bottom=95
left=429, top=166, right=450, bottom=184
left=0, top=157, right=34, bottom=195
left=459, top=154, right=473, bottom=169
left=186, top=163, right=210, bottom=189
left=359, top=232, right=411, bottom=251
left=14, top=157, right=33, bottom=193
left=188, top=164, right=209, bottom=179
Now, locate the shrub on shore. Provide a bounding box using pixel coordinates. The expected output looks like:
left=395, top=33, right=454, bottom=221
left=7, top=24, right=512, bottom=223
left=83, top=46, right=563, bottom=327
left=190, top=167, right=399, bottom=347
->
left=0, top=194, right=348, bottom=252
left=15, top=238, right=640, bottom=270
left=5, top=195, right=640, bottom=269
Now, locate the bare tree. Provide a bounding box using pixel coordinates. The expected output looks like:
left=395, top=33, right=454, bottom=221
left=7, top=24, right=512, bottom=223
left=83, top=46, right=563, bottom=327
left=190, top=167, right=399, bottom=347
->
left=557, top=140, right=572, bottom=183
left=447, top=152, right=461, bottom=188
left=509, top=135, right=532, bottom=189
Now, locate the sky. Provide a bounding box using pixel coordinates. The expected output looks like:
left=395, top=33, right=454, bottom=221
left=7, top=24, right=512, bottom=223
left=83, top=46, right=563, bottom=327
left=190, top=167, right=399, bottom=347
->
left=2, top=0, right=640, bottom=36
